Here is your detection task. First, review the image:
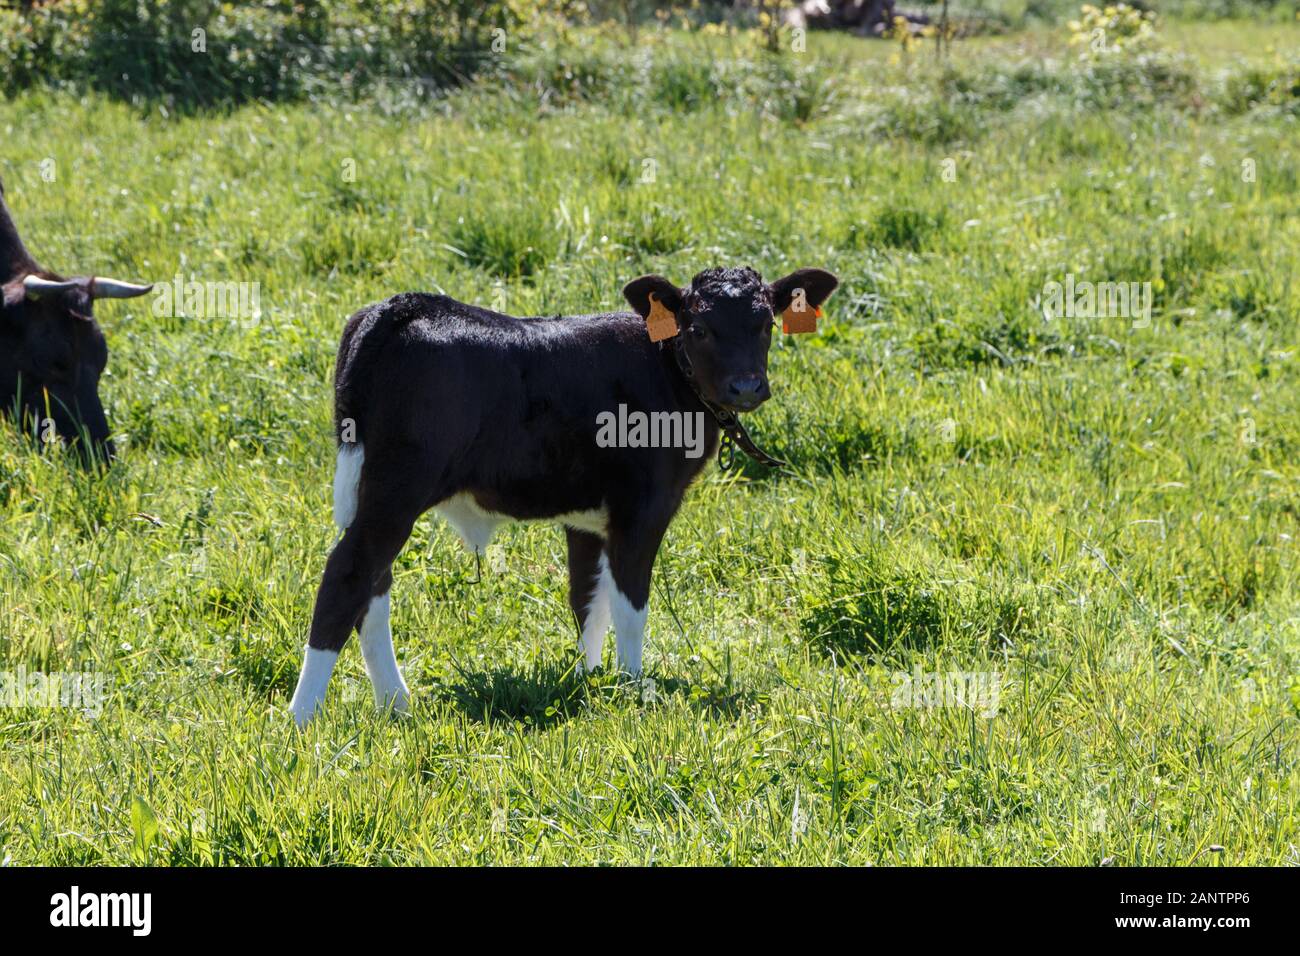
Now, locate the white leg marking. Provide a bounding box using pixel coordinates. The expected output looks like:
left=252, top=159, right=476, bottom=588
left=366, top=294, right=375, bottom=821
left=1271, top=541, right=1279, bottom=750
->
left=358, top=592, right=410, bottom=714
left=577, top=554, right=612, bottom=673
left=611, top=586, right=647, bottom=676
left=288, top=647, right=339, bottom=727
left=333, top=443, right=365, bottom=530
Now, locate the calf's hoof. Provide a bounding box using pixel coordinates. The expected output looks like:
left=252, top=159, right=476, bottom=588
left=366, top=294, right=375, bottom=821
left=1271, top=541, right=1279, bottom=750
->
left=375, top=686, right=411, bottom=718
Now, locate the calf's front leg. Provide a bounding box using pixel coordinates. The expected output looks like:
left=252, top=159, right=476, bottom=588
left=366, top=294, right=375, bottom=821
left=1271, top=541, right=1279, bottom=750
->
left=605, top=514, right=671, bottom=677
left=567, top=529, right=611, bottom=673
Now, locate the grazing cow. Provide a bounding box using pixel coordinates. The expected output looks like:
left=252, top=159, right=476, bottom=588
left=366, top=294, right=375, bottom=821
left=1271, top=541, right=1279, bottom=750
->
left=289, top=265, right=839, bottom=726
left=0, top=178, right=153, bottom=464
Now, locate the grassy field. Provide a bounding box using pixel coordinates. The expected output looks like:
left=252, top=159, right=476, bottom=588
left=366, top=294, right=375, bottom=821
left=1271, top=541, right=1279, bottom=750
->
left=1, top=18, right=1298, bottom=865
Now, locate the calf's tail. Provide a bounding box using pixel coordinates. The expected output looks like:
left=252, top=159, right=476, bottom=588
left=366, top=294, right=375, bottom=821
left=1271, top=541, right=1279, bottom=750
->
left=332, top=442, right=364, bottom=530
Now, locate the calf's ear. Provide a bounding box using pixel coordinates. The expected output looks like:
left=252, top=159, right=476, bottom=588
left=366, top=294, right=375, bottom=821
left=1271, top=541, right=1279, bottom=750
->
left=623, top=274, right=683, bottom=319
left=768, top=268, right=839, bottom=314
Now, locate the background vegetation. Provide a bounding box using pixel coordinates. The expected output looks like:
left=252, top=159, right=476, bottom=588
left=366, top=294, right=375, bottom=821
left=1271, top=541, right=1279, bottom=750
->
left=0, top=8, right=1297, bottom=863
left=2, top=0, right=1296, bottom=106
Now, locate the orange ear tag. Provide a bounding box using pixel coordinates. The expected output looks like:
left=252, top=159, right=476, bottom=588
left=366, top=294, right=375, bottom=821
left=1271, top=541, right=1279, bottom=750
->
left=782, top=303, right=822, bottom=334
left=646, top=292, right=678, bottom=342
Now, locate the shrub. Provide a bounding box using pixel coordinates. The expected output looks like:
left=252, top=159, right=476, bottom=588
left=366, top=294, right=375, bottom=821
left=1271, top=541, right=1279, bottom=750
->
left=1218, top=60, right=1300, bottom=115
left=1076, top=51, right=1199, bottom=110
left=0, top=0, right=528, bottom=107
left=1067, top=3, right=1158, bottom=60
left=0, top=1, right=95, bottom=91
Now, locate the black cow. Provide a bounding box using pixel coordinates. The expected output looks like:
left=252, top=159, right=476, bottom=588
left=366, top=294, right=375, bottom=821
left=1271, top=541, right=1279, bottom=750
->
left=288, top=266, right=838, bottom=725
left=0, top=178, right=152, bottom=464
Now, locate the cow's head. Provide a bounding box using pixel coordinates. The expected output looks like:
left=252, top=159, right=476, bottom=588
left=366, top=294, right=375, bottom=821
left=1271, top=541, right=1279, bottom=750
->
left=0, top=180, right=152, bottom=465
left=624, top=266, right=838, bottom=413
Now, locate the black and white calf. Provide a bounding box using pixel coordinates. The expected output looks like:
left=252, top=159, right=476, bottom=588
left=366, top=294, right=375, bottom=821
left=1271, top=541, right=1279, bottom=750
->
left=288, top=265, right=838, bottom=725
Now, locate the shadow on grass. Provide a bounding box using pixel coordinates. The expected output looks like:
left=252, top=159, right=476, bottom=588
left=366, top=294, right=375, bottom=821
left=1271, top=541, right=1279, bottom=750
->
left=442, top=658, right=589, bottom=729
left=724, top=420, right=912, bottom=483
left=441, top=659, right=765, bottom=727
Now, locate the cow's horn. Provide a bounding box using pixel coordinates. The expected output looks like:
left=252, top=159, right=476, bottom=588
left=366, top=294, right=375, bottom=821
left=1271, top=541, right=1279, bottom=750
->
left=22, top=275, right=81, bottom=299
left=90, top=277, right=153, bottom=299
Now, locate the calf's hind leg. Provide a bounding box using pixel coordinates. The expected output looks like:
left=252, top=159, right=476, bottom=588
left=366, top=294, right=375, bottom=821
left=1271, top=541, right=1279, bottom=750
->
left=289, top=475, right=428, bottom=727
left=357, top=568, right=408, bottom=713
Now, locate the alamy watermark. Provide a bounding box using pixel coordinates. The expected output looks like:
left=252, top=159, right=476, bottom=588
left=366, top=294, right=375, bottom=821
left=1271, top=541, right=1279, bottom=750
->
left=1042, top=273, right=1152, bottom=328
left=152, top=274, right=262, bottom=327
left=595, top=404, right=707, bottom=459
left=1, top=666, right=111, bottom=718
left=50, top=886, right=150, bottom=936
left=891, top=665, right=1002, bottom=718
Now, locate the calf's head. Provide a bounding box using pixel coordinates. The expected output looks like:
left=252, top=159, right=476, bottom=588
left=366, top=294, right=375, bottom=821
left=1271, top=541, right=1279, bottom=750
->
left=624, top=266, right=838, bottom=413
left=0, top=181, right=151, bottom=464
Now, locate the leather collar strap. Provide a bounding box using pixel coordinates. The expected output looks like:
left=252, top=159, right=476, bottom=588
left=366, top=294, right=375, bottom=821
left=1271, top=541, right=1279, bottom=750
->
left=671, top=338, right=787, bottom=472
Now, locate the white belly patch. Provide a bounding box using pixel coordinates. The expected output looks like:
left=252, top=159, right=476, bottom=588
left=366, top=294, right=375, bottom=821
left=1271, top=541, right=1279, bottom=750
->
left=433, top=492, right=608, bottom=554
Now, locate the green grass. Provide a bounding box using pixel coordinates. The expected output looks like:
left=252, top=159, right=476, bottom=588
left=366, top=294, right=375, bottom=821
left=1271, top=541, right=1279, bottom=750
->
left=1, top=20, right=1298, bottom=865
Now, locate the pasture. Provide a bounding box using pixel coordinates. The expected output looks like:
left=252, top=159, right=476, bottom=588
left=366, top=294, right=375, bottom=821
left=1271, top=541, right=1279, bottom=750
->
left=0, top=18, right=1298, bottom=865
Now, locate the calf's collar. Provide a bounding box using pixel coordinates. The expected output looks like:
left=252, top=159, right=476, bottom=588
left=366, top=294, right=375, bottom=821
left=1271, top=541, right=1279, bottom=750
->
left=669, top=337, right=787, bottom=472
